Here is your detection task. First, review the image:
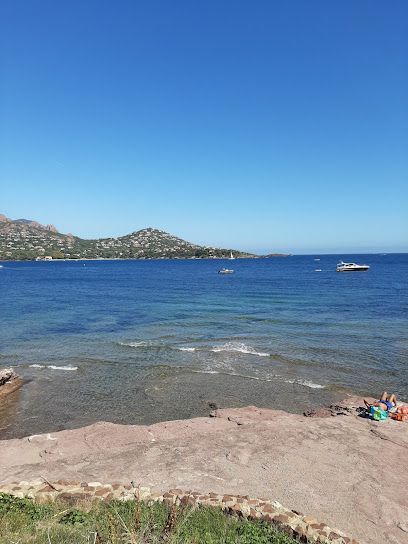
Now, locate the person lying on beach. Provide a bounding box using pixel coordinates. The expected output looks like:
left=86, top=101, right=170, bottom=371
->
left=364, top=391, right=397, bottom=412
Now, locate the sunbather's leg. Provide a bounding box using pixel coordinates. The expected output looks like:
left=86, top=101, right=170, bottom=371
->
left=380, top=391, right=388, bottom=402
left=364, top=400, right=381, bottom=409
left=389, top=393, right=397, bottom=406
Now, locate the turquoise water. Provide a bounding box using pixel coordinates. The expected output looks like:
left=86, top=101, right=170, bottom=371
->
left=0, top=254, right=407, bottom=438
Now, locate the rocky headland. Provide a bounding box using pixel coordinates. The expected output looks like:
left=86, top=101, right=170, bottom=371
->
left=0, top=214, right=257, bottom=260
left=1, top=397, right=407, bottom=543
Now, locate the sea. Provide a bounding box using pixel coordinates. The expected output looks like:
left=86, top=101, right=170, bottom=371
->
left=0, top=254, right=407, bottom=439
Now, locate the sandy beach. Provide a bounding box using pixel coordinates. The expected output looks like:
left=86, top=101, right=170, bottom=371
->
left=1, top=397, right=407, bottom=544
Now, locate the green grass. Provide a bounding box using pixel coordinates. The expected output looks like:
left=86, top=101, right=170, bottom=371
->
left=0, top=492, right=299, bottom=544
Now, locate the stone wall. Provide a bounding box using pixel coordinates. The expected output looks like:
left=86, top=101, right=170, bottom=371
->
left=0, top=479, right=358, bottom=544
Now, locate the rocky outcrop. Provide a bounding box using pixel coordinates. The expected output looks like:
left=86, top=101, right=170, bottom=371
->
left=0, top=368, right=22, bottom=398
left=1, top=402, right=407, bottom=543
left=0, top=368, right=16, bottom=386
left=14, top=218, right=57, bottom=232
left=303, top=397, right=375, bottom=418
left=44, top=224, right=58, bottom=233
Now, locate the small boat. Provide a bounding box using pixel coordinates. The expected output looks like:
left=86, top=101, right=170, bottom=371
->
left=229, top=251, right=235, bottom=259
left=314, top=258, right=320, bottom=261
left=218, top=267, right=234, bottom=274
left=336, top=261, right=370, bottom=272
left=315, top=268, right=322, bottom=272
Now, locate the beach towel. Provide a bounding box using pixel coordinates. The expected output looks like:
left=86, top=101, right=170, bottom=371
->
left=389, top=405, right=408, bottom=421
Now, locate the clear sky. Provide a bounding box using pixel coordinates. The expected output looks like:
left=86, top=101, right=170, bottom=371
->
left=1, top=1, right=407, bottom=254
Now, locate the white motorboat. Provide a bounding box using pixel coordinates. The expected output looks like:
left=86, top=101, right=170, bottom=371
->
left=336, top=261, right=370, bottom=272
left=218, top=267, right=234, bottom=274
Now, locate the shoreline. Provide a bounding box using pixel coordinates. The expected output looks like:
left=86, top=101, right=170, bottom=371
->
left=0, top=366, right=347, bottom=440
left=1, top=252, right=406, bottom=263
left=0, top=255, right=289, bottom=262
left=1, top=398, right=407, bottom=543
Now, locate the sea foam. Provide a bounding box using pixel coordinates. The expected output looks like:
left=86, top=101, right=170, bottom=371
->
left=29, top=364, right=78, bottom=371
left=47, top=365, right=78, bottom=371
left=118, top=341, right=147, bottom=348
left=284, top=378, right=324, bottom=389
left=189, top=369, right=324, bottom=389
left=210, top=342, right=270, bottom=357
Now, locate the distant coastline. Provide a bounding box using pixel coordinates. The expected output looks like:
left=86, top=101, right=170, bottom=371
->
left=0, top=254, right=291, bottom=262
left=29, top=254, right=291, bottom=262
left=0, top=213, right=289, bottom=261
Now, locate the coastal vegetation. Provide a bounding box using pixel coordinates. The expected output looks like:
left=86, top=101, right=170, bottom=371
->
left=0, top=493, right=297, bottom=544
left=0, top=215, right=256, bottom=261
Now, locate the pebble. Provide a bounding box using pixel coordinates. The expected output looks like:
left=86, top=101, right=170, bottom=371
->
left=397, top=522, right=408, bottom=533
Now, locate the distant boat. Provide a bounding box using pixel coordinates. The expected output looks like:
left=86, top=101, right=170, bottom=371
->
left=315, top=268, right=322, bottom=272
left=314, top=258, right=320, bottom=261
left=229, top=252, right=235, bottom=259
left=218, top=267, right=234, bottom=274
left=336, top=261, right=370, bottom=272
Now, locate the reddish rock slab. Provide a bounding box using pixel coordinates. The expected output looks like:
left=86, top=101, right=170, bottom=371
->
left=1, top=400, right=406, bottom=544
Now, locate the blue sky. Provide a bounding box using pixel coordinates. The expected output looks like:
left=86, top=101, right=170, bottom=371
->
left=1, top=1, right=407, bottom=254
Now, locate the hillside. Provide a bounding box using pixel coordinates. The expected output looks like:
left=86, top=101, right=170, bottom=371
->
left=0, top=214, right=255, bottom=260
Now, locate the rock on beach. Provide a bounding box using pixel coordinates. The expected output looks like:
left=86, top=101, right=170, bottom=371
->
left=0, top=368, right=22, bottom=399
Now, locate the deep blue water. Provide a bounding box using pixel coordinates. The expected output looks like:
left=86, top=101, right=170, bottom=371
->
left=0, top=254, right=407, bottom=438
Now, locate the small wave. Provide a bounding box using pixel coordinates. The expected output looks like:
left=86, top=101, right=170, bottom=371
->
left=210, top=342, right=270, bottom=357
left=48, top=365, right=78, bottom=371
left=29, top=364, right=78, bottom=371
left=118, top=341, right=147, bottom=348
left=299, top=380, right=324, bottom=389
left=177, top=347, right=196, bottom=352
left=190, top=369, right=271, bottom=381
left=284, top=378, right=324, bottom=389
left=191, top=369, right=220, bottom=374
left=189, top=369, right=324, bottom=389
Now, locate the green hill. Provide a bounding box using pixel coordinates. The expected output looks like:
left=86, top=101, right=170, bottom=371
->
left=0, top=215, right=255, bottom=261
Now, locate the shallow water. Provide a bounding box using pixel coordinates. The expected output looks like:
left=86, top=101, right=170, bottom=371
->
left=0, top=254, right=407, bottom=438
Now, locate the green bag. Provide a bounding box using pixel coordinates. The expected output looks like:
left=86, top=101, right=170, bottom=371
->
left=370, top=406, right=388, bottom=421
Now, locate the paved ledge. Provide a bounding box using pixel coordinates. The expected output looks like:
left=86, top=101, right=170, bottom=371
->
left=0, top=479, right=358, bottom=544
left=2, top=402, right=407, bottom=543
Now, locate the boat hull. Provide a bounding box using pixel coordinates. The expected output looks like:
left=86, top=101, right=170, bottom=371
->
left=336, top=267, right=369, bottom=272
